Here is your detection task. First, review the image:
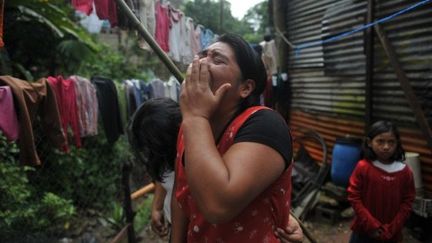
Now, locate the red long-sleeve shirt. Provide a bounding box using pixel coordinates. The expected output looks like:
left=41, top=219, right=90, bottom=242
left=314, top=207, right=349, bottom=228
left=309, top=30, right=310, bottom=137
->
left=347, top=159, right=415, bottom=242
left=47, top=76, right=81, bottom=151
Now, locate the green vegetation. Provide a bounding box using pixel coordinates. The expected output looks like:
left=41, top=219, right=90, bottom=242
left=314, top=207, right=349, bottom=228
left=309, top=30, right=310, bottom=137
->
left=182, top=0, right=269, bottom=43
left=0, top=132, right=75, bottom=238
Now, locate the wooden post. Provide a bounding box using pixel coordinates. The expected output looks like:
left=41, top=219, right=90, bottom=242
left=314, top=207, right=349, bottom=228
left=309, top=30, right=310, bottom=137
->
left=272, top=0, right=288, bottom=74
left=364, top=0, right=375, bottom=132
left=122, top=161, right=136, bottom=243
left=375, top=25, right=432, bottom=147
left=272, top=0, right=291, bottom=120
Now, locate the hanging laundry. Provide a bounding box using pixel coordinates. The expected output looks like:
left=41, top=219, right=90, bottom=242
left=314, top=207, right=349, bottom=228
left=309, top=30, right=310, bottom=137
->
left=168, top=6, right=184, bottom=62
left=124, top=80, right=138, bottom=118
left=260, top=38, right=278, bottom=76
left=78, top=3, right=105, bottom=34
left=184, top=17, right=197, bottom=63
left=138, top=0, right=156, bottom=37
left=150, top=79, right=165, bottom=98
left=201, top=28, right=214, bottom=49
left=71, top=0, right=117, bottom=27
left=47, top=76, right=82, bottom=151
left=0, top=0, right=4, bottom=48
left=124, top=79, right=143, bottom=107
left=71, top=0, right=93, bottom=15
left=194, top=24, right=204, bottom=53
left=94, top=0, right=118, bottom=27
left=0, top=76, right=66, bottom=165
left=113, top=81, right=127, bottom=129
left=70, top=75, right=98, bottom=137
left=0, top=86, right=19, bottom=141
left=164, top=76, right=180, bottom=102
left=154, top=0, right=170, bottom=52
left=91, top=76, right=123, bottom=144
left=140, top=80, right=153, bottom=102
left=137, top=0, right=156, bottom=50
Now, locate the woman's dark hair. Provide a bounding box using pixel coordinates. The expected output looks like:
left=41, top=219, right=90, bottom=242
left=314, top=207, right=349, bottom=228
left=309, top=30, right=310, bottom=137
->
left=217, top=33, right=267, bottom=109
left=127, top=98, right=181, bottom=182
left=363, top=120, right=405, bottom=162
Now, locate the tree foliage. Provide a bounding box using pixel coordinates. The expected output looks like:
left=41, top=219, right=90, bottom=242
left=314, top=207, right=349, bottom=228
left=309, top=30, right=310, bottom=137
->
left=181, top=0, right=269, bottom=43
left=241, top=1, right=269, bottom=43
left=3, top=0, right=99, bottom=79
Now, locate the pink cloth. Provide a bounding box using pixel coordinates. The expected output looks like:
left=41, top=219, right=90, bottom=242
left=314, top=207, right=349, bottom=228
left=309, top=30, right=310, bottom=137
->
left=0, top=86, right=19, bottom=141
left=71, top=0, right=93, bottom=15
left=70, top=75, right=98, bottom=137
left=154, top=0, right=170, bottom=52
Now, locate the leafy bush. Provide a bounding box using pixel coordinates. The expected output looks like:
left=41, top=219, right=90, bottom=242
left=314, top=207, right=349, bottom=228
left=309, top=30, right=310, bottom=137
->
left=133, top=195, right=153, bottom=233
left=32, top=133, right=131, bottom=210
left=0, top=132, right=75, bottom=238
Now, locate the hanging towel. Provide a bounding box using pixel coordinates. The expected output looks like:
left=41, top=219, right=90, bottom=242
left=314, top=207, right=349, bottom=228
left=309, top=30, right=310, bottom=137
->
left=91, top=76, right=123, bottom=144
left=71, top=0, right=93, bottom=15
left=94, top=0, right=118, bottom=27
left=0, top=0, right=4, bottom=48
left=168, top=6, right=184, bottom=62
left=0, top=76, right=66, bottom=165
left=154, top=0, right=170, bottom=52
left=150, top=79, right=165, bottom=98
left=70, top=75, right=98, bottom=137
left=0, top=86, right=19, bottom=141
left=47, top=76, right=82, bottom=151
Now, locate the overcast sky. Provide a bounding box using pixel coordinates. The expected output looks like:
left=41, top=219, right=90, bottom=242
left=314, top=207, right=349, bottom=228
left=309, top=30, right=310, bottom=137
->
left=225, top=0, right=265, bottom=19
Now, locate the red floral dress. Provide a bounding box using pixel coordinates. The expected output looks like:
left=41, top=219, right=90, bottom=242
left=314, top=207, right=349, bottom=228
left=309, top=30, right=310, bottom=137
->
left=175, top=106, right=292, bottom=242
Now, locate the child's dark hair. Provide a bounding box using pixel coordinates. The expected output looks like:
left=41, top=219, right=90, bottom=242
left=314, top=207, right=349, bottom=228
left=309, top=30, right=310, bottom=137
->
left=363, top=120, right=405, bottom=162
left=127, top=98, right=181, bottom=182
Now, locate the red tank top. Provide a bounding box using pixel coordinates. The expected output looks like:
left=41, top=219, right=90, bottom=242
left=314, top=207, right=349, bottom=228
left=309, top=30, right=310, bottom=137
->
left=175, top=106, right=292, bottom=242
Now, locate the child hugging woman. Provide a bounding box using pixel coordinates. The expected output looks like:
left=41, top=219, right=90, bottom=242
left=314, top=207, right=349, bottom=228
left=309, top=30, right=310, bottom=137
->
left=348, top=120, right=416, bottom=243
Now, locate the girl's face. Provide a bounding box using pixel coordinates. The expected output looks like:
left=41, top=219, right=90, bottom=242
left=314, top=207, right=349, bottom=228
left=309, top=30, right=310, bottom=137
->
left=367, top=131, right=397, bottom=163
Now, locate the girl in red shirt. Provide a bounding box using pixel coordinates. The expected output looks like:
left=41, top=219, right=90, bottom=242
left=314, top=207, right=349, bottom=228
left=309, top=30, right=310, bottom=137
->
left=347, top=121, right=415, bottom=243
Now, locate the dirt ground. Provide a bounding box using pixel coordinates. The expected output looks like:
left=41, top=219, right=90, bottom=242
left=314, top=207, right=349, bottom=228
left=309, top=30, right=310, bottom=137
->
left=136, top=212, right=425, bottom=243
left=301, top=213, right=423, bottom=243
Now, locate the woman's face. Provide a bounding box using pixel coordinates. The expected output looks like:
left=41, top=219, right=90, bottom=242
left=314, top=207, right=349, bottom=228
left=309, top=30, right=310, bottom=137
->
left=199, top=42, right=243, bottom=94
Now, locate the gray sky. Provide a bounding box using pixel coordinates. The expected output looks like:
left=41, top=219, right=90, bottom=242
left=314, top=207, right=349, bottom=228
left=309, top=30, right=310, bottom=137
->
left=226, top=0, right=265, bottom=19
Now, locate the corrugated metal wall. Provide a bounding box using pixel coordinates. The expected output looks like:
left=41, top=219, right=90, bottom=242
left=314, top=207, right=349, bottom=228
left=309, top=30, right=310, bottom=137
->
left=284, top=0, right=432, bottom=192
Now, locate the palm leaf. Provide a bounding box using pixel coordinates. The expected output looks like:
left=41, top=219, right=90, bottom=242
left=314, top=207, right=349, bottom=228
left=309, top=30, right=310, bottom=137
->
left=7, top=0, right=100, bottom=51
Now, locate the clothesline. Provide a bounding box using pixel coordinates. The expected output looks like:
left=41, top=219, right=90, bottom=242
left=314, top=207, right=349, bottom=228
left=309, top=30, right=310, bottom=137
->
left=274, top=0, right=431, bottom=56
left=0, top=74, right=181, bottom=166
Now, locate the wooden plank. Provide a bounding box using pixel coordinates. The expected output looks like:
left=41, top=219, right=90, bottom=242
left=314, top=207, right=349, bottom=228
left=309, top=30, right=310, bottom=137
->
left=375, top=25, right=432, bottom=147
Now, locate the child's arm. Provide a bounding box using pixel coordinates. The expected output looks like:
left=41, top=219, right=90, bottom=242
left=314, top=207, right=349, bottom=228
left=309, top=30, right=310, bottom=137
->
left=381, top=169, right=416, bottom=240
left=347, top=163, right=383, bottom=234
left=151, top=182, right=169, bottom=237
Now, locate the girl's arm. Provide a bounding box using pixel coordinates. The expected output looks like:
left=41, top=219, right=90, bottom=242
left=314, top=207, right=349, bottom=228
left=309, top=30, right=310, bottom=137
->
left=151, top=182, right=168, bottom=237
left=347, top=163, right=383, bottom=234
left=382, top=169, right=416, bottom=240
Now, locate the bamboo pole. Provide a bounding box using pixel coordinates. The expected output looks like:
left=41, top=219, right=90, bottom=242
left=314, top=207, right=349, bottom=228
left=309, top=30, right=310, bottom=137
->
left=114, top=0, right=184, bottom=83
left=290, top=212, right=317, bottom=243
left=131, top=182, right=155, bottom=200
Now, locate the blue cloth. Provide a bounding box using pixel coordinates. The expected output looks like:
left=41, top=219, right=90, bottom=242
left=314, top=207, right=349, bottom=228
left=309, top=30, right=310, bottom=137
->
left=200, top=28, right=214, bottom=49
